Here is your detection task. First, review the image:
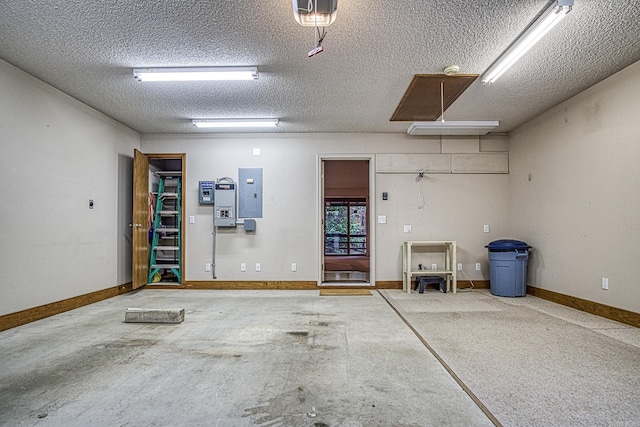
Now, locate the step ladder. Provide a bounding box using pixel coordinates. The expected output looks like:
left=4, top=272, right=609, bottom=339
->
left=148, top=172, right=182, bottom=284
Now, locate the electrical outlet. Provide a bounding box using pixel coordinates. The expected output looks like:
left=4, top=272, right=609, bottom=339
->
left=256, top=263, right=261, bottom=272
left=291, top=263, right=297, bottom=272
left=602, top=277, right=609, bottom=290
left=476, top=263, right=481, bottom=271
left=457, top=263, right=463, bottom=271
left=483, top=224, right=490, bottom=233
left=240, top=263, right=246, bottom=272
left=205, top=263, right=211, bottom=272
left=403, top=225, right=412, bottom=233
left=431, top=263, right=438, bottom=271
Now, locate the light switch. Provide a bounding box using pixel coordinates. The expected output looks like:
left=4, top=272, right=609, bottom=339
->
left=189, top=216, right=195, bottom=224
left=403, top=225, right=412, bottom=233
left=378, top=215, right=387, bottom=224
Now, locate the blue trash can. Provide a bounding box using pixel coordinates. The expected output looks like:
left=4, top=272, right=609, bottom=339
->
left=485, top=239, right=531, bottom=297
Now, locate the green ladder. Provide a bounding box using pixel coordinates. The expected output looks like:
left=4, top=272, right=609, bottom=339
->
left=148, top=174, right=182, bottom=283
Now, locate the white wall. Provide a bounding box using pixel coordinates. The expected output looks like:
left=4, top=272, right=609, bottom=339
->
left=141, top=133, right=510, bottom=283
left=0, top=59, right=140, bottom=316
left=509, top=60, right=640, bottom=313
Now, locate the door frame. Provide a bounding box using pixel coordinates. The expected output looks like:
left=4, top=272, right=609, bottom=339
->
left=132, top=150, right=186, bottom=288
left=317, top=154, right=376, bottom=286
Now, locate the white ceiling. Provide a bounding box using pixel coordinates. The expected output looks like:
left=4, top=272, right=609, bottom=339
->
left=0, top=0, right=638, bottom=135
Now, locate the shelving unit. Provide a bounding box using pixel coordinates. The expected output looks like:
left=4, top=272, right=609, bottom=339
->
left=403, top=241, right=457, bottom=294
left=148, top=172, right=182, bottom=284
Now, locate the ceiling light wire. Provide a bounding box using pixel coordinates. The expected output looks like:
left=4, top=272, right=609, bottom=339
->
left=418, top=168, right=429, bottom=210
left=307, top=0, right=328, bottom=57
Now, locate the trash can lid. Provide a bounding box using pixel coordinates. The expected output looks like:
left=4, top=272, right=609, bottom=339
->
left=485, top=239, right=531, bottom=251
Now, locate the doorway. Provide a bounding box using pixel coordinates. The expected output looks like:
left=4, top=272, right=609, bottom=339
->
left=321, top=158, right=373, bottom=285
left=132, top=150, right=186, bottom=289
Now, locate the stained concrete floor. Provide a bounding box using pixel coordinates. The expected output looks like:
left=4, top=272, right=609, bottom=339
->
left=0, top=290, right=493, bottom=427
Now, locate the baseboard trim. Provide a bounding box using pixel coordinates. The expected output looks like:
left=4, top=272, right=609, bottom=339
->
left=458, top=280, right=490, bottom=289
left=527, top=286, right=640, bottom=328
left=180, top=281, right=318, bottom=290
left=174, top=281, right=404, bottom=290
left=374, top=281, right=403, bottom=289
left=0, top=283, right=134, bottom=332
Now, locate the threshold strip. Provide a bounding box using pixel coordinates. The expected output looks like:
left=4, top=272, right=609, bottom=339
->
left=377, top=290, right=503, bottom=427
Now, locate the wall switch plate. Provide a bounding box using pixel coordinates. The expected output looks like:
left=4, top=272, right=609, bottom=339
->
left=602, top=277, right=609, bottom=290
left=476, top=263, right=482, bottom=271
left=189, top=216, right=195, bottom=224
left=291, top=263, right=297, bottom=272
left=205, top=263, right=211, bottom=272
left=457, top=263, right=463, bottom=271
left=403, top=225, right=412, bottom=233
left=483, top=224, right=490, bottom=233
left=253, top=148, right=261, bottom=156
left=378, top=215, right=387, bottom=224
left=431, top=264, right=438, bottom=271
left=240, top=263, right=246, bottom=272
left=256, top=263, right=261, bottom=272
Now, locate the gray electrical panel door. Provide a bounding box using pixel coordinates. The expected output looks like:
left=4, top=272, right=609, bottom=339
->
left=238, top=168, right=263, bottom=218
left=214, top=182, right=236, bottom=227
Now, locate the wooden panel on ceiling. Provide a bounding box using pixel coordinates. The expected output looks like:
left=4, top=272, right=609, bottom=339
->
left=390, top=74, right=478, bottom=121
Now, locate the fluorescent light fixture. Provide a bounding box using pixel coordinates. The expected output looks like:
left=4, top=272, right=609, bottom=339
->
left=133, top=67, right=258, bottom=82
left=292, top=0, right=338, bottom=26
left=407, top=121, right=499, bottom=136
left=481, top=0, right=573, bottom=84
left=192, top=119, right=279, bottom=128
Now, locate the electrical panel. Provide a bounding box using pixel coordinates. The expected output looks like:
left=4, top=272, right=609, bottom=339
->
left=238, top=168, right=263, bottom=218
left=199, top=181, right=214, bottom=204
left=214, top=182, right=236, bottom=227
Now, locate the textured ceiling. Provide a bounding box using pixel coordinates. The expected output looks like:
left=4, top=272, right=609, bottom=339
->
left=0, top=0, right=638, bottom=135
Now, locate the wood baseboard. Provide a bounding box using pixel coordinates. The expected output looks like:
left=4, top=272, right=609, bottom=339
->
left=179, top=281, right=318, bottom=290
left=0, top=283, right=134, bottom=332
left=374, top=281, right=403, bottom=289
left=177, top=281, right=405, bottom=290
left=527, top=286, right=640, bottom=328
left=458, top=280, right=490, bottom=289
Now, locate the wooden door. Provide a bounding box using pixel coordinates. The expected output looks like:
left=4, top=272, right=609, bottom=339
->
left=132, top=149, right=149, bottom=289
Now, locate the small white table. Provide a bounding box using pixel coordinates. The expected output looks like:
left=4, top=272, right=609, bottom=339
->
left=403, top=241, right=457, bottom=294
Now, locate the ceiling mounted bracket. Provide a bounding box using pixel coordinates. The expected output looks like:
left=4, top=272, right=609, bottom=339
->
left=292, top=0, right=338, bottom=27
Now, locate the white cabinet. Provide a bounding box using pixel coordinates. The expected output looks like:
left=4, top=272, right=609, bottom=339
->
left=403, top=241, right=457, bottom=294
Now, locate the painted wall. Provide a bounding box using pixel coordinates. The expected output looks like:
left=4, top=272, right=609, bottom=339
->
left=509, top=60, right=640, bottom=313
left=141, top=133, right=510, bottom=284
left=0, top=59, right=140, bottom=316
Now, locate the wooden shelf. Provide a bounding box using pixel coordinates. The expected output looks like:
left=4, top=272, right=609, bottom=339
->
left=403, top=241, right=457, bottom=294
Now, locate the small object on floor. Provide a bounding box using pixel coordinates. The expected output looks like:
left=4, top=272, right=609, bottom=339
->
left=413, top=276, right=446, bottom=293
left=124, top=308, right=185, bottom=323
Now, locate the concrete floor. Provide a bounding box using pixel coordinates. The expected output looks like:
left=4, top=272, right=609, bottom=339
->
left=0, top=290, right=493, bottom=427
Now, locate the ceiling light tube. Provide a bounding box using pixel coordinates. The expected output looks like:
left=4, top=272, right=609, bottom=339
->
left=133, top=67, right=258, bottom=82
left=481, top=0, right=573, bottom=84
left=192, top=119, right=279, bottom=128
left=407, top=121, right=499, bottom=136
